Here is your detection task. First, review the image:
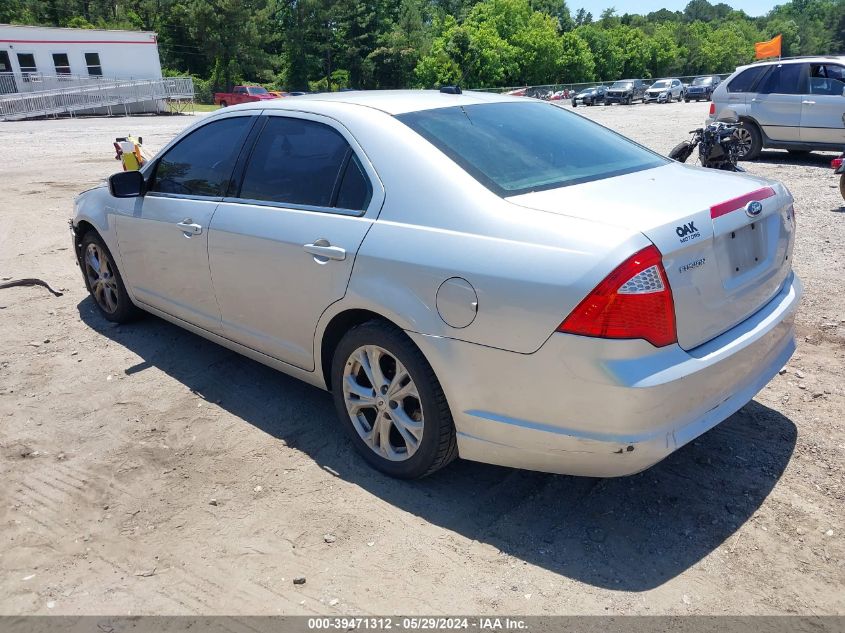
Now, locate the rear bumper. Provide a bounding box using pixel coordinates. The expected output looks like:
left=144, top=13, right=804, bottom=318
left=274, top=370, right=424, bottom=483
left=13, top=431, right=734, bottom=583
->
left=409, top=273, right=801, bottom=477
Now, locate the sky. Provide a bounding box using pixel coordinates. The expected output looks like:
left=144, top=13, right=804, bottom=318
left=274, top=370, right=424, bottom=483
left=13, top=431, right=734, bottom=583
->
left=571, top=0, right=777, bottom=17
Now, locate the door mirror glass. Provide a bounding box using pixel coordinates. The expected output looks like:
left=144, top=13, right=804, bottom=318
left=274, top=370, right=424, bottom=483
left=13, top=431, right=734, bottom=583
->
left=109, top=170, right=145, bottom=198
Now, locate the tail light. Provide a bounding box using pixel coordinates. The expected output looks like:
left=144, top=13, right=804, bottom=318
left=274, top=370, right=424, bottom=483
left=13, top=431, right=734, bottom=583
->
left=709, top=103, right=716, bottom=116
left=833, top=157, right=843, bottom=170
left=558, top=245, right=677, bottom=347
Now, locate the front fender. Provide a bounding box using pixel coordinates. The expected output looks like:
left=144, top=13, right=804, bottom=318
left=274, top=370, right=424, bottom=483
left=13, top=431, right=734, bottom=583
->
left=72, top=184, right=126, bottom=273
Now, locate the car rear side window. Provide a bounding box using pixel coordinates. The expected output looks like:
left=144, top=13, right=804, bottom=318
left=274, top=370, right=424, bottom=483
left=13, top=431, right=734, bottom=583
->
left=335, top=154, right=372, bottom=211
left=727, top=66, right=769, bottom=93
left=239, top=117, right=354, bottom=209
left=151, top=116, right=253, bottom=198
left=758, top=63, right=806, bottom=95
left=397, top=102, right=666, bottom=197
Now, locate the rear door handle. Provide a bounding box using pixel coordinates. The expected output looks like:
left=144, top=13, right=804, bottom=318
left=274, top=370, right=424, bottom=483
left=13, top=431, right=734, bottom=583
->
left=176, top=218, right=202, bottom=235
left=303, top=239, right=346, bottom=262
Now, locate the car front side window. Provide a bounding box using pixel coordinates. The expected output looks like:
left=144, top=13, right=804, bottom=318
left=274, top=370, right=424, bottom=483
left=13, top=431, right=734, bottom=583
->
left=150, top=117, right=254, bottom=198
left=810, top=64, right=845, bottom=96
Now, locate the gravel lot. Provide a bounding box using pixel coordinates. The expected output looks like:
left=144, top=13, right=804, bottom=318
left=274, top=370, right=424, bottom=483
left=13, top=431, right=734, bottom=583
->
left=1, top=101, right=843, bottom=616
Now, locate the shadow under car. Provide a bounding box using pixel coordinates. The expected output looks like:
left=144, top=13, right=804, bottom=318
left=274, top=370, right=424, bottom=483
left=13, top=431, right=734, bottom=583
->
left=78, top=297, right=797, bottom=592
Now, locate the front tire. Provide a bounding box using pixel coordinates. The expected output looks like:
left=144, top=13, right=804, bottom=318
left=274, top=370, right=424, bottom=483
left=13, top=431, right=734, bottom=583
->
left=80, top=232, right=140, bottom=323
left=669, top=140, right=694, bottom=163
left=331, top=321, right=458, bottom=479
left=735, top=120, right=762, bottom=161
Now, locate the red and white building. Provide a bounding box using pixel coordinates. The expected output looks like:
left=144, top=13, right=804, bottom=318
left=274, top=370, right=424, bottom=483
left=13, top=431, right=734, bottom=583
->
left=0, top=24, right=163, bottom=93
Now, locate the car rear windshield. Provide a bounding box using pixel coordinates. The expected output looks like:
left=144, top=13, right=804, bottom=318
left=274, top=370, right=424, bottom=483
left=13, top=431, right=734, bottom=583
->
left=396, top=102, right=666, bottom=197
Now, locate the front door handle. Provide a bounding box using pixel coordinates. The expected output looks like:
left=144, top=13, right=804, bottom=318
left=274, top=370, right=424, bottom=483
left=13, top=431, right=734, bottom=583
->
left=802, top=100, right=816, bottom=105
left=176, top=218, right=202, bottom=236
left=303, top=239, right=346, bottom=262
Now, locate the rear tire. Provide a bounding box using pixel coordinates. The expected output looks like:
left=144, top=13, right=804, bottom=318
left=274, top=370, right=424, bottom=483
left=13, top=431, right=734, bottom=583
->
left=331, top=320, right=458, bottom=479
left=80, top=231, right=141, bottom=324
left=219, top=101, right=227, bottom=108
left=736, top=120, right=762, bottom=161
left=840, top=174, right=845, bottom=202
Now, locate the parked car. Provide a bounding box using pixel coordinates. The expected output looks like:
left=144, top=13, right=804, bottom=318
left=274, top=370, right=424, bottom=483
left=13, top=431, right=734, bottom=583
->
left=605, top=79, right=647, bottom=105
left=572, top=86, right=607, bottom=107
left=549, top=90, right=568, bottom=101
left=73, top=90, right=800, bottom=479
left=708, top=56, right=845, bottom=159
left=686, top=75, right=722, bottom=101
left=644, top=78, right=685, bottom=103
left=214, top=85, right=279, bottom=107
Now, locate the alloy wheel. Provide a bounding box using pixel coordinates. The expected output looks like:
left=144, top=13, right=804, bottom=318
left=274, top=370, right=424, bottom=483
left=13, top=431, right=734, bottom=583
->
left=734, top=127, right=753, bottom=158
left=342, top=345, right=424, bottom=462
left=84, top=243, right=119, bottom=314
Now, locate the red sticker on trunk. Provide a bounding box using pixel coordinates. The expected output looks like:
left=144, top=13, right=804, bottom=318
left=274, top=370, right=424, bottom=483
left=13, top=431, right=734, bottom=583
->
left=710, top=187, right=776, bottom=219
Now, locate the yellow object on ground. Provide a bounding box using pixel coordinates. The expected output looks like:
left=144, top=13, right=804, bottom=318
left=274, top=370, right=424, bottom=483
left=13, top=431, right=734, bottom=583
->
left=114, top=134, right=146, bottom=171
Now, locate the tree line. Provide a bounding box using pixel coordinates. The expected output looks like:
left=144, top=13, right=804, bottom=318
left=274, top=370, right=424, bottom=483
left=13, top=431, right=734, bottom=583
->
left=3, top=0, right=843, bottom=99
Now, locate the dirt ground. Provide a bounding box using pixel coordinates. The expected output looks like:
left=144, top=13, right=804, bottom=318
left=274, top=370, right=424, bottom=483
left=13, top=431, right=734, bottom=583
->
left=1, top=101, right=843, bottom=616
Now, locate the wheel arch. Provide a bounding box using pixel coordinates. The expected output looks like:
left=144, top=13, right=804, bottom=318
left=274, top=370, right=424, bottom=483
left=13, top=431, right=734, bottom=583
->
left=72, top=219, right=106, bottom=267
left=319, top=308, right=405, bottom=391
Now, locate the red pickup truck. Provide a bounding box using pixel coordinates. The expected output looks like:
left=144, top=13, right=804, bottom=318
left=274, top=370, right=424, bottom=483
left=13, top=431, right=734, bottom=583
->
left=214, top=85, right=279, bottom=107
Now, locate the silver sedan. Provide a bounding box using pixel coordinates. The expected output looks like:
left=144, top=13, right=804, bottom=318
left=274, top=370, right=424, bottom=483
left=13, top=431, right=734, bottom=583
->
left=72, top=90, right=801, bottom=478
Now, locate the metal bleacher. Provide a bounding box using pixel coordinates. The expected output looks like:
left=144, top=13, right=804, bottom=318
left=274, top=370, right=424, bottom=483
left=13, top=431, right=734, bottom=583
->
left=0, top=72, right=194, bottom=121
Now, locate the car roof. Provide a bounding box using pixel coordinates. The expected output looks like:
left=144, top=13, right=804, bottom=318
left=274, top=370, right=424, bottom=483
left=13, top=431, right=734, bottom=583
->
left=256, top=89, right=518, bottom=115
left=739, top=55, right=845, bottom=71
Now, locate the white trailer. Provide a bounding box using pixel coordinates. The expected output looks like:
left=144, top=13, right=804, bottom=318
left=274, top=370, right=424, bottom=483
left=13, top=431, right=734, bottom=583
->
left=0, top=24, right=191, bottom=120
left=0, top=24, right=162, bottom=90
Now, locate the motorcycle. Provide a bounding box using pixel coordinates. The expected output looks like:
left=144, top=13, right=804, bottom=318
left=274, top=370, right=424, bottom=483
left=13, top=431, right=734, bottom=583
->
left=669, top=120, right=743, bottom=171
left=833, top=153, right=845, bottom=202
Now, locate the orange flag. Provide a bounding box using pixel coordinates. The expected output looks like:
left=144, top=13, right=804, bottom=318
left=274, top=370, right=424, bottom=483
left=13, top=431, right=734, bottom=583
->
left=755, top=34, right=782, bottom=60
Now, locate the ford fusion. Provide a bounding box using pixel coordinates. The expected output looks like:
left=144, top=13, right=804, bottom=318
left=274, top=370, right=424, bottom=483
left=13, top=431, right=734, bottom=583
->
left=72, top=90, right=801, bottom=479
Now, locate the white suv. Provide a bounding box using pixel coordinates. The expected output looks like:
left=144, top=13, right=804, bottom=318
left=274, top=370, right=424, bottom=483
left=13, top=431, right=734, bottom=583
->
left=708, top=56, right=845, bottom=159
left=644, top=78, right=684, bottom=103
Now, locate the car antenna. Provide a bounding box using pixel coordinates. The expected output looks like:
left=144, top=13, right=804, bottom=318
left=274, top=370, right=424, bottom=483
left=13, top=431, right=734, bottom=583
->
left=439, top=85, right=462, bottom=94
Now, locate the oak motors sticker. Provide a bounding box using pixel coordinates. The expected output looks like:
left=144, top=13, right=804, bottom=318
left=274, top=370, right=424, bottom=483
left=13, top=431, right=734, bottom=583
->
left=679, top=257, right=706, bottom=274
left=675, top=221, right=701, bottom=243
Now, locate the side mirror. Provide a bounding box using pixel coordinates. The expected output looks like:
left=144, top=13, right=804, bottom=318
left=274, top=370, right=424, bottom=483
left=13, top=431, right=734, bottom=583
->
left=109, top=170, right=145, bottom=198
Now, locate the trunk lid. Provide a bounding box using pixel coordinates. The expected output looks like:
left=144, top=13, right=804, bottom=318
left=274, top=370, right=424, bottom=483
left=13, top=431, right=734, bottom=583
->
left=508, top=162, right=796, bottom=350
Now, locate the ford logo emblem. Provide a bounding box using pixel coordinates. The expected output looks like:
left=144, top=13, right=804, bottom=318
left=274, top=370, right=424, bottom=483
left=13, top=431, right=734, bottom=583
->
left=746, top=201, right=763, bottom=217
